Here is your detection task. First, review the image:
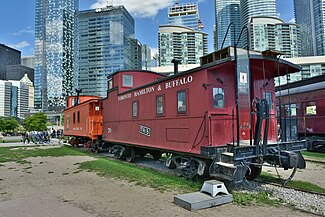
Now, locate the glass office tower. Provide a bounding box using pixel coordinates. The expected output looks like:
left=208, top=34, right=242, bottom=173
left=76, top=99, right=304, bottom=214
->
left=34, top=0, right=78, bottom=111
left=78, top=6, right=136, bottom=97
left=168, top=2, right=200, bottom=31
left=214, top=0, right=241, bottom=50
left=240, top=0, right=277, bottom=27
left=294, top=0, right=325, bottom=56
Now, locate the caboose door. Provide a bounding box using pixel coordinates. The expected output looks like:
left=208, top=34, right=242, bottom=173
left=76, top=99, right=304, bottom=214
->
left=235, top=48, right=251, bottom=144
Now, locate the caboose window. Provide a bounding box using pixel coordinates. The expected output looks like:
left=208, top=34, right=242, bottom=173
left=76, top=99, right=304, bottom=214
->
left=108, top=79, right=113, bottom=89
left=306, top=103, right=317, bottom=115
left=177, top=90, right=187, bottom=113
left=123, top=74, right=133, bottom=87
left=156, top=95, right=164, bottom=115
left=66, top=117, right=70, bottom=131
left=73, top=112, right=76, bottom=124
left=285, top=104, right=297, bottom=116
left=132, top=101, right=138, bottom=117
left=77, top=111, right=80, bottom=123
left=213, top=88, right=224, bottom=108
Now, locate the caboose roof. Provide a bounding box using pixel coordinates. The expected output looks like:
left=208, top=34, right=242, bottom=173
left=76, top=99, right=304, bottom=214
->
left=64, top=98, right=101, bottom=112
left=109, top=46, right=301, bottom=97
left=107, top=69, right=166, bottom=79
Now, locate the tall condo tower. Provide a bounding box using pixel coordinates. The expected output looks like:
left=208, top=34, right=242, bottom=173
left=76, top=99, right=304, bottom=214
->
left=158, top=25, right=208, bottom=66
left=250, top=16, right=301, bottom=58
left=78, top=6, right=138, bottom=97
left=294, top=0, right=325, bottom=56
left=168, top=2, right=200, bottom=31
left=214, top=0, right=241, bottom=50
left=34, top=0, right=79, bottom=111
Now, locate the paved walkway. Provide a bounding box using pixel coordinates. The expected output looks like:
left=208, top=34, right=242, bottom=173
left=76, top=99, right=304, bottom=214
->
left=0, top=197, right=95, bottom=217
left=0, top=138, right=61, bottom=147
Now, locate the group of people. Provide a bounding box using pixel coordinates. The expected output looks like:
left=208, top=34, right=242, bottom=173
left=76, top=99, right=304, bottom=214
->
left=23, top=129, right=63, bottom=144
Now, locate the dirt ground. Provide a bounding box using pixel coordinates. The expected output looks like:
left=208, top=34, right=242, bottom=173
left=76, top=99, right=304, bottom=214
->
left=0, top=146, right=320, bottom=217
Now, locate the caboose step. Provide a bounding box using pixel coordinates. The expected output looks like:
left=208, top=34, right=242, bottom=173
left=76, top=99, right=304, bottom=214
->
left=210, top=162, right=248, bottom=183
left=216, top=162, right=236, bottom=169
left=220, top=152, right=234, bottom=164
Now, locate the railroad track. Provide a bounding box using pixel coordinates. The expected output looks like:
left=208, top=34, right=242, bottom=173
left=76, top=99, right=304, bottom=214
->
left=251, top=179, right=325, bottom=216
left=254, top=179, right=325, bottom=197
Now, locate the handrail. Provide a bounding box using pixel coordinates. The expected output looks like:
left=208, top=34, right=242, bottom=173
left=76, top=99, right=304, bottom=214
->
left=221, top=22, right=236, bottom=49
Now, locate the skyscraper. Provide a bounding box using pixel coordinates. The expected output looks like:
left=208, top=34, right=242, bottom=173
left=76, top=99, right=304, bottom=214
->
left=0, top=81, right=12, bottom=117
left=34, top=0, right=78, bottom=111
left=142, top=44, right=152, bottom=70
left=168, top=2, right=200, bottom=31
left=21, top=56, right=35, bottom=69
left=0, top=44, right=21, bottom=80
left=8, top=80, right=29, bottom=118
left=294, top=0, right=325, bottom=56
left=78, top=6, right=137, bottom=97
left=214, top=0, right=241, bottom=50
left=239, top=0, right=277, bottom=49
left=158, top=25, right=208, bottom=66
left=240, top=0, right=277, bottom=27
left=129, top=38, right=143, bottom=71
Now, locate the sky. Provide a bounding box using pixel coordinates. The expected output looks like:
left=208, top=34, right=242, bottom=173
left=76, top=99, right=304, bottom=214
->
left=0, top=0, right=295, bottom=57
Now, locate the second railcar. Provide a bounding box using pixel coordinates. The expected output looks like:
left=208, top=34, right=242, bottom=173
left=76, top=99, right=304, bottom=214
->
left=276, top=75, right=325, bottom=152
left=64, top=96, right=103, bottom=146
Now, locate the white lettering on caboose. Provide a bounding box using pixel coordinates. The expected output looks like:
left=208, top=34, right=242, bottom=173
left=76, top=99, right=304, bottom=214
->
left=134, top=86, right=155, bottom=97
left=165, top=76, right=193, bottom=89
left=118, top=93, right=132, bottom=101
left=117, top=75, right=194, bottom=101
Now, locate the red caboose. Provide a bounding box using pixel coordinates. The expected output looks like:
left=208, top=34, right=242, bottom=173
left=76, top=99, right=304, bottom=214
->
left=64, top=95, right=103, bottom=146
left=101, top=47, right=307, bottom=182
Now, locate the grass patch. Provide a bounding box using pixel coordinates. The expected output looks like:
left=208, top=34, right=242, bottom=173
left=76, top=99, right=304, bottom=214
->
left=233, top=191, right=280, bottom=206
left=259, top=172, right=325, bottom=194
left=301, top=151, right=325, bottom=160
left=79, top=157, right=201, bottom=193
left=0, top=146, right=90, bottom=164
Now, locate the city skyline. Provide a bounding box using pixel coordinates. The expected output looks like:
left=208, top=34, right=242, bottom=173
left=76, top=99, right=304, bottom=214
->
left=0, top=0, right=294, bottom=57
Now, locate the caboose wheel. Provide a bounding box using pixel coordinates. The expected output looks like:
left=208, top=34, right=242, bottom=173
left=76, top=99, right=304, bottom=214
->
left=151, top=151, right=162, bottom=160
left=125, top=147, right=136, bottom=163
left=245, top=164, right=262, bottom=180
left=166, top=157, right=176, bottom=169
left=187, top=159, right=200, bottom=178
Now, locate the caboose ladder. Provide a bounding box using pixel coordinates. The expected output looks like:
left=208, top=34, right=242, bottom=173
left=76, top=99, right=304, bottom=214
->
left=208, top=150, right=248, bottom=183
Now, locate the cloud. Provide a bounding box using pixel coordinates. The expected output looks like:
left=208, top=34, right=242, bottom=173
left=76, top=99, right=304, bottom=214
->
left=90, top=0, right=172, bottom=18
left=289, top=17, right=295, bottom=23
left=13, top=26, right=34, bottom=36
left=11, top=41, right=30, bottom=49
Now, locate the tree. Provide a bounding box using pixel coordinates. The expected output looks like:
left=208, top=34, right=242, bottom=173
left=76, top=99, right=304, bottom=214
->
left=0, top=117, right=4, bottom=132
left=24, top=112, right=47, bottom=131
left=0, top=117, right=19, bottom=132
